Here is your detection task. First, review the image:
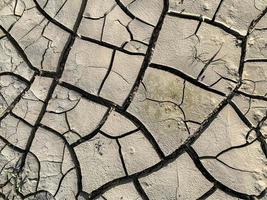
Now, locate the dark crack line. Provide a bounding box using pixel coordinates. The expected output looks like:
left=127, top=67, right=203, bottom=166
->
left=0, top=26, right=40, bottom=74
left=121, top=0, right=170, bottom=110
left=211, top=0, right=225, bottom=22
left=18, top=4, right=89, bottom=198
left=238, top=7, right=267, bottom=77
left=98, top=50, right=116, bottom=96
left=59, top=81, right=165, bottom=159
left=10, top=111, right=34, bottom=128
left=229, top=101, right=253, bottom=128
left=33, top=0, right=146, bottom=56
left=99, top=128, right=140, bottom=140
left=196, top=184, right=217, bottom=200
left=236, top=90, right=267, bottom=101
left=196, top=45, right=223, bottom=81
left=22, top=190, right=54, bottom=199
left=199, top=156, right=256, bottom=174
left=70, top=108, right=112, bottom=148
left=114, top=0, right=155, bottom=27
left=100, top=14, right=106, bottom=42
left=80, top=84, right=239, bottom=199
left=0, top=72, right=31, bottom=86
left=149, top=63, right=226, bottom=97
left=216, top=140, right=256, bottom=159
left=0, top=74, right=36, bottom=123
left=244, top=58, right=267, bottom=63
left=192, top=20, right=202, bottom=38
left=133, top=178, right=149, bottom=200
left=116, top=139, right=128, bottom=176
left=88, top=139, right=258, bottom=200
left=53, top=167, right=75, bottom=197
left=185, top=146, right=253, bottom=200
left=80, top=35, right=146, bottom=56
left=88, top=146, right=185, bottom=199
left=40, top=124, right=82, bottom=198
left=167, top=11, right=244, bottom=40
left=185, top=83, right=241, bottom=147
left=0, top=135, right=25, bottom=154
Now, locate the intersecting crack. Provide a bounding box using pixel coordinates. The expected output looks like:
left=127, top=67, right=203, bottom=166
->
left=0, top=0, right=267, bottom=199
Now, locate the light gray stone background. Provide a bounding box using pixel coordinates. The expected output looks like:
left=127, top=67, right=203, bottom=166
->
left=0, top=0, right=267, bottom=199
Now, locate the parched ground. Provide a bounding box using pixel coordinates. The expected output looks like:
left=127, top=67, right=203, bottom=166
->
left=0, top=0, right=267, bottom=199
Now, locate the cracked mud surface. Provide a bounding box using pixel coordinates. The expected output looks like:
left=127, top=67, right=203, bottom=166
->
left=0, top=0, right=267, bottom=199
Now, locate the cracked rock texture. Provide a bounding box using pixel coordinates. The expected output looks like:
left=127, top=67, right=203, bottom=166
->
left=0, top=0, right=267, bottom=199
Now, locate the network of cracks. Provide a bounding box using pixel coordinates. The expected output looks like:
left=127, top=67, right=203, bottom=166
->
left=0, top=0, right=267, bottom=199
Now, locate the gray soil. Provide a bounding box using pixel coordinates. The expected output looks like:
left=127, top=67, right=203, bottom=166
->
left=0, top=0, right=267, bottom=199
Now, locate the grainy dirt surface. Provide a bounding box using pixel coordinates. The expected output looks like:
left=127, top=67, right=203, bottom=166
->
left=0, top=0, right=267, bottom=199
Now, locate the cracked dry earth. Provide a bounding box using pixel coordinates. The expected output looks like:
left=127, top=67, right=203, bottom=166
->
left=0, top=0, right=267, bottom=200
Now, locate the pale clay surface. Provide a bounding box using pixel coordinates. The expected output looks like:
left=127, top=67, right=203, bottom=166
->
left=0, top=0, right=267, bottom=199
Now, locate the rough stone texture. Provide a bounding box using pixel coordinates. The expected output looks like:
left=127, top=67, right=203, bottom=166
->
left=0, top=0, right=267, bottom=200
